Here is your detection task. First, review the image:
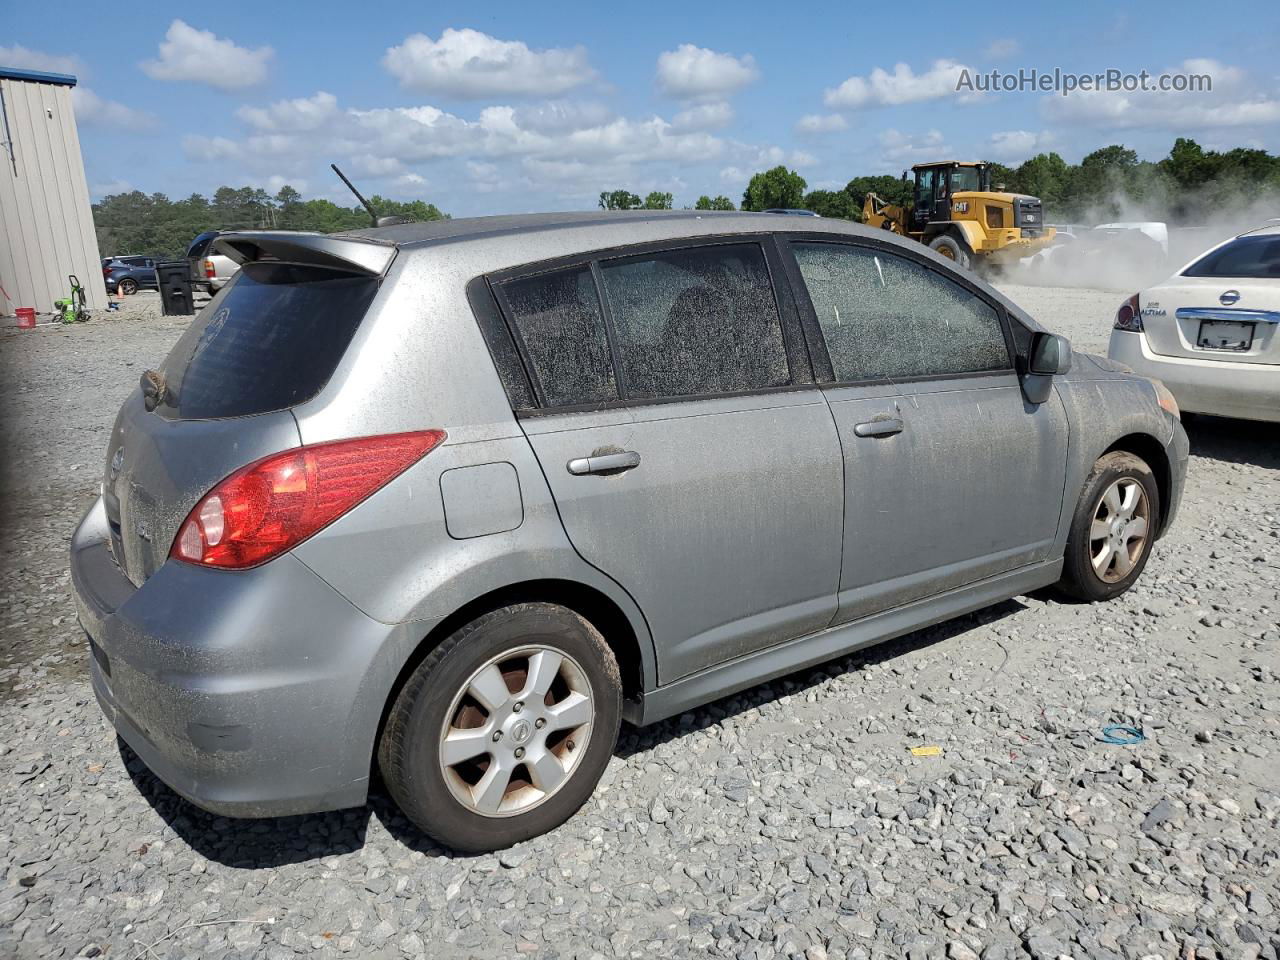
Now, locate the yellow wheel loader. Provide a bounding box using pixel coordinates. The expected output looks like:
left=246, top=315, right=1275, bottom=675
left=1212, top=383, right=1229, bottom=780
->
left=862, top=161, right=1056, bottom=271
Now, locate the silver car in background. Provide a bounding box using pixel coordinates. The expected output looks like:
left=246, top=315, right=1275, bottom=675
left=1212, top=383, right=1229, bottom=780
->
left=71, top=212, right=1188, bottom=851
left=1110, top=223, right=1280, bottom=422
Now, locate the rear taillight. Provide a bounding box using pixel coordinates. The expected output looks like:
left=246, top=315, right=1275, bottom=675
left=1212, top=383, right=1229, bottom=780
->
left=203, top=259, right=215, bottom=278
left=1114, top=293, right=1143, bottom=332
left=171, top=430, right=446, bottom=569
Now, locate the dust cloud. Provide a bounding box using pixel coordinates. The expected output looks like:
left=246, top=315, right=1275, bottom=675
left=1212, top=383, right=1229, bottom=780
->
left=998, top=192, right=1280, bottom=292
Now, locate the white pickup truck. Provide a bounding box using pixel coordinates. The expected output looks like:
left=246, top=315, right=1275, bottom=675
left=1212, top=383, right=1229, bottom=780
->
left=185, top=231, right=239, bottom=296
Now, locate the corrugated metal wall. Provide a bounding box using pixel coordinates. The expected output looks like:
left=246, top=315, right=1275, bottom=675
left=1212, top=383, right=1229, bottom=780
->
left=0, top=76, right=107, bottom=316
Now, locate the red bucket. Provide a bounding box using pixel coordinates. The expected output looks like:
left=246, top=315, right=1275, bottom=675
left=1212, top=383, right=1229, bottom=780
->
left=16, top=307, right=36, bottom=329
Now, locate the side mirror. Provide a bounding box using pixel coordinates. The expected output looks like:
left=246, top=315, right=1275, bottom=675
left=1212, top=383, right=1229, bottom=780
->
left=1029, top=332, right=1072, bottom=375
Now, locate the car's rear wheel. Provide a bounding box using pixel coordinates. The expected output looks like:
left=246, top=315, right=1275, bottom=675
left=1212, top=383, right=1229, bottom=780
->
left=378, top=603, right=621, bottom=852
left=118, top=278, right=138, bottom=296
left=1058, top=451, right=1160, bottom=601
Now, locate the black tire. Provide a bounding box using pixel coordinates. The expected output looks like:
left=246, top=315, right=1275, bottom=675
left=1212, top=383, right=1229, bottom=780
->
left=378, top=603, right=622, bottom=852
left=928, top=233, right=973, bottom=270
left=1057, top=451, right=1161, bottom=602
left=118, top=278, right=138, bottom=296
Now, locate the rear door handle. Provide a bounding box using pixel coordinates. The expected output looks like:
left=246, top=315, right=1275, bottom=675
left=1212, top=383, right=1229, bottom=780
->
left=853, top=417, right=904, bottom=438
left=567, top=451, right=641, bottom=476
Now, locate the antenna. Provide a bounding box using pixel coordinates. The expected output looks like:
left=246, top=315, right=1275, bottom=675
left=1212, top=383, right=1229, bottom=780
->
left=331, top=163, right=379, bottom=227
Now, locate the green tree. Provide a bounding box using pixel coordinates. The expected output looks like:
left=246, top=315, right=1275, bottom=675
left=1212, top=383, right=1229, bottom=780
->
left=694, top=195, right=736, bottom=210
left=842, top=174, right=913, bottom=220
left=598, top=190, right=642, bottom=210
left=642, top=191, right=674, bottom=210
left=801, top=189, right=857, bottom=219
left=741, top=166, right=807, bottom=211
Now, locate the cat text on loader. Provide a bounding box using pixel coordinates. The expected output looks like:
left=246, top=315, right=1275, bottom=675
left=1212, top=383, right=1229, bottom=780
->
left=862, top=161, right=1056, bottom=271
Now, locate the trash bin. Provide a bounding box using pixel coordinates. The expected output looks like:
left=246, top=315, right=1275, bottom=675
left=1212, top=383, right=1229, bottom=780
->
left=156, top=260, right=195, bottom=316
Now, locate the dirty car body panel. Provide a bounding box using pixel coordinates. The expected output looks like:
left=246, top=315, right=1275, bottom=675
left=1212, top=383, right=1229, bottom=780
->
left=71, top=211, right=1187, bottom=817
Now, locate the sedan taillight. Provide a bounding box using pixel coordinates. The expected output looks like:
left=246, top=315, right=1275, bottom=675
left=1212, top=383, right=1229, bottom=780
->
left=1113, top=293, right=1143, bottom=332
left=171, top=431, right=446, bottom=569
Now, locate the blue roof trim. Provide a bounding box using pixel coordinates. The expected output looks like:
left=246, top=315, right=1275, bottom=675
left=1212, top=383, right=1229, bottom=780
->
left=0, top=67, right=78, bottom=87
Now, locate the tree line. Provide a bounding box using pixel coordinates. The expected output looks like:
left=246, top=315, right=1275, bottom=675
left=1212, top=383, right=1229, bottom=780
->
left=94, top=185, right=448, bottom=259
left=599, top=138, right=1280, bottom=224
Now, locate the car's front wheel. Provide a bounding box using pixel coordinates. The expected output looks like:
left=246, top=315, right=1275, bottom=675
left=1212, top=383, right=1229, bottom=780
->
left=378, top=603, right=621, bottom=852
left=1058, top=451, right=1160, bottom=601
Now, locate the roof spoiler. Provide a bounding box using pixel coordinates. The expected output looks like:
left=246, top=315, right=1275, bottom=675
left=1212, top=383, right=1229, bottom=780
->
left=212, top=231, right=396, bottom=277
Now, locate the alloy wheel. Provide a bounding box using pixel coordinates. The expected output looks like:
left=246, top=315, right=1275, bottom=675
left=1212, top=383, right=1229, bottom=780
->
left=438, top=645, right=594, bottom=817
left=1089, top=477, right=1150, bottom=583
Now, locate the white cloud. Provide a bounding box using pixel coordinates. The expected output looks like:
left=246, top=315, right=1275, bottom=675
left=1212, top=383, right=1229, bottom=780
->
left=825, top=59, right=974, bottom=109
left=237, top=92, right=339, bottom=132
left=140, top=20, right=272, bottom=90
left=656, top=45, right=758, bottom=101
left=1041, top=59, right=1280, bottom=132
left=987, top=130, right=1055, bottom=160
left=383, top=28, right=595, bottom=98
left=72, top=88, right=155, bottom=128
left=0, top=44, right=85, bottom=76
left=795, top=113, right=848, bottom=135
left=879, top=128, right=948, bottom=164
left=511, top=100, right=615, bottom=135
left=181, top=90, right=805, bottom=212
left=983, top=38, right=1020, bottom=59
left=673, top=101, right=734, bottom=131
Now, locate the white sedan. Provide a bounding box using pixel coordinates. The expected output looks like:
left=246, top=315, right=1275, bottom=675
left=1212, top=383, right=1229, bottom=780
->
left=1108, top=224, right=1280, bottom=423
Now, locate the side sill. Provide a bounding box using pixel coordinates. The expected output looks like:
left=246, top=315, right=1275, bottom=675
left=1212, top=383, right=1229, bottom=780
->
left=626, top=559, right=1062, bottom=726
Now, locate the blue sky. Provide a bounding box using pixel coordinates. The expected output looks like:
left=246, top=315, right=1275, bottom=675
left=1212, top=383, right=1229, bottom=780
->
left=4, top=0, right=1279, bottom=216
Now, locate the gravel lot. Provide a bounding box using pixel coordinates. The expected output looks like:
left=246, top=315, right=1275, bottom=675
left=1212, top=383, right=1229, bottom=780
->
left=1, top=286, right=1277, bottom=960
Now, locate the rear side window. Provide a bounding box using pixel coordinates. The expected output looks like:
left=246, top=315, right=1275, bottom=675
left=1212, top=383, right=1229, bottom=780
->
left=597, top=244, right=790, bottom=400
left=155, top=263, right=378, bottom=419
left=499, top=266, right=618, bottom=407
left=793, top=242, right=1009, bottom=382
left=1183, top=235, right=1280, bottom=279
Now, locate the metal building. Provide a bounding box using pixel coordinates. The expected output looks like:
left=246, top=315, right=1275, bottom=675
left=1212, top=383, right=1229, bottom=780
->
left=0, top=67, right=106, bottom=317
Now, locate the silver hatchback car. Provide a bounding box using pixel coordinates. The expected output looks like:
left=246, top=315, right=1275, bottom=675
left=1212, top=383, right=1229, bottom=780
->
left=71, top=212, right=1188, bottom=851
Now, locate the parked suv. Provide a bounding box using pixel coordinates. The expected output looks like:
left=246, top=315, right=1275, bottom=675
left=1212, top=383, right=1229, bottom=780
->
left=102, top=256, right=158, bottom=295
left=71, top=213, right=1188, bottom=851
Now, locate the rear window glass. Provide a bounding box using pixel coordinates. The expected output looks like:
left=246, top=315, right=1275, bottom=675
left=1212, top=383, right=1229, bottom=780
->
left=154, top=263, right=378, bottom=419
left=1183, top=235, right=1280, bottom=278
left=500, top=266, right=618, bottom=407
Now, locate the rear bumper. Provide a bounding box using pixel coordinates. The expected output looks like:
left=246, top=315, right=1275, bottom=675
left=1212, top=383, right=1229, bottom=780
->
left=1108, top=330, right=1280, bottom=423
left=71, top=496, right=434, bottom=818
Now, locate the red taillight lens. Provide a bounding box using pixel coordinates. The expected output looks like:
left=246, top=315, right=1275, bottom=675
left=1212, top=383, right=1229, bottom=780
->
left=171, top=430, right=446, bottom=569
left=204, top=259, right=215, bottom=278
left=1114, top=293, right=1143, bottom=332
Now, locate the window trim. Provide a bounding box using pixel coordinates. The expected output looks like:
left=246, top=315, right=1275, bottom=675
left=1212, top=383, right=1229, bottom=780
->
left=777, top=234, right=1019, bottom=388
left=477, top=234, right=816, bottom=416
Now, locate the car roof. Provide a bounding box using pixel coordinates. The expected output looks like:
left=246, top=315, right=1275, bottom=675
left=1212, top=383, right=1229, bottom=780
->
left=334, top=209, right=880, bottom=250
left=1239, top=222, right=1280, bottom=237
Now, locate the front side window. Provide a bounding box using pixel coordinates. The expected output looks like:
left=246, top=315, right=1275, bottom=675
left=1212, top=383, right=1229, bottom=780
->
left=792, top=242, right=1010, bottom=382
left=597, top=244, right=791, bottom=400
left=500, top=266, right=618, bottom=407
left=1183, top=235, right=1280, bottom=279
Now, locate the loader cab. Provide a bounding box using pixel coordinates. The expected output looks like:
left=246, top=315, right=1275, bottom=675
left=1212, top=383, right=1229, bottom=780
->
left=910, top=162, right=991, bottom=230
